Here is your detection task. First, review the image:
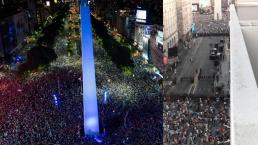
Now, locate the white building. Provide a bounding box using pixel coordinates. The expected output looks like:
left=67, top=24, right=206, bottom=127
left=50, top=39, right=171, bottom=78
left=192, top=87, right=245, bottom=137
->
left=176, top=0, right=193, bottom=40
left=214, top=0, right=222, bottom=20
left=192, top=0, right=213, bottom=12
left=230, top=1, right=258, bottom=144
left=163, top=0, right=178, bottom=61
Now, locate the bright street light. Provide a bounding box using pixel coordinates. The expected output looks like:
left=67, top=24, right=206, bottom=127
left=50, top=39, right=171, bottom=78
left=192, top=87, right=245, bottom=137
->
left=46, top=1, right=50, bottom=6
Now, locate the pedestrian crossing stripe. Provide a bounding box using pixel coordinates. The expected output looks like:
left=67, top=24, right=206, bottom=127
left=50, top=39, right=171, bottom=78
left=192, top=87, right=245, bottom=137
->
left=198, top=76, right=213, bottom=79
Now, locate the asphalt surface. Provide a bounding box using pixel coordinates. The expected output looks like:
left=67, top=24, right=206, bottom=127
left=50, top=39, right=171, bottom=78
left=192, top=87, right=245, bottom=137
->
left=164, top=36, right=228, bottom=96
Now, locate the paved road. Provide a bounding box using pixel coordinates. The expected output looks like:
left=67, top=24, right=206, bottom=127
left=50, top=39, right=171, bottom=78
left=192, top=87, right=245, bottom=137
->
left=164, top=36, right=228, bottom=96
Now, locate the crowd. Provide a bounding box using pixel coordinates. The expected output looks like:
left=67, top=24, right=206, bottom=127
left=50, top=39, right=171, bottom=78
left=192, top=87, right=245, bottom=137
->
left=0, top=4, right=233, bottom=144
left=0, top=69, right=83, bottom=144
left=193, top=11, right=230, bottom=36
left=94, top=41, right=163, bottom=145
left=0, top=33, right=163, bottom=145
left=163, top=96, right=230, bottom=145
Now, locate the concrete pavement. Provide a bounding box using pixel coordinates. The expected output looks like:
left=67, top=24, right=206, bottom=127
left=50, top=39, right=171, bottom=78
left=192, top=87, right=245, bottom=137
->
left=216, top=37, right=230, bottom=95
left=164, top=36, right=229, bottom=96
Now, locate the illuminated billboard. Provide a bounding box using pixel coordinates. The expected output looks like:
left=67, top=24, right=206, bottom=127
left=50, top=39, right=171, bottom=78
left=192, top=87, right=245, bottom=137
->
left=136, top=10, right=147, bottom=23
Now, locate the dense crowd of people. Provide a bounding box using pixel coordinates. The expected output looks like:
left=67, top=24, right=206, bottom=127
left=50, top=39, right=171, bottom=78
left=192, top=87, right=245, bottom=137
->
left=193, top=11, right=230, bottom=36
left=0, top=69, right=83, bottom=144
left=0, top=33, right=163, bottom=144
left=163, top=96, right=230, bottom=145
left=94, top=41, right=163, bottom=145
left=0, top=4, right=233, bottom=144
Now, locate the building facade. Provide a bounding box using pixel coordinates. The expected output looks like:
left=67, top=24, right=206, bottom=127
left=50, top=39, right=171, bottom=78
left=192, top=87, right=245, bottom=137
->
left=115, top=10, right=135, bottom=41
left=163, top=0, right=179, bottom=62
left=0, top=0, right=37, bottom=60
left=176, top=0, right=193, bottom=40
left=214, top=0, right=222, bottom=20
left=134, top=23, right=153, bottom=61
left=0, top=10, right=30, bottom=59
left=150, top=25, right=164, bottom=71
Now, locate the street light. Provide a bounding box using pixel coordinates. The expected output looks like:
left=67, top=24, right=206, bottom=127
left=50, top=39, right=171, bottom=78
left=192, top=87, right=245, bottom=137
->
left=46, top=1, right=50, bottom=6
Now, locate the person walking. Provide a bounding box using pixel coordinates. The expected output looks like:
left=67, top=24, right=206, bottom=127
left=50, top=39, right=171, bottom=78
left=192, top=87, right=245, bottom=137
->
left=190, top=58, right=193, bottom=63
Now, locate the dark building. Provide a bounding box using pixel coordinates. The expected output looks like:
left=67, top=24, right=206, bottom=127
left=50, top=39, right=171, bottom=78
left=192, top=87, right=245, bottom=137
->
left=115, top=10, right=135, bottom=41
left=0, top=0, right=37, bottom=60
left=94, top=0, right=162, bottom=25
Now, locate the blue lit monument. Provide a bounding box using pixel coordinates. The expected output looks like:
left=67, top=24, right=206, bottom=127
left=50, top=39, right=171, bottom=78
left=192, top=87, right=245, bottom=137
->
left=80, top=0, right=100, bottom=136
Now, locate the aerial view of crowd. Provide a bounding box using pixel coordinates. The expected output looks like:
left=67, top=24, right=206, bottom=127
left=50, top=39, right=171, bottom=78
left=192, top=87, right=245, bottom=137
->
left=193, top=11, right=230, bottom=36
left=163, top=96, right=230, bottom=145
left=0, top=33, right=163, bottom=145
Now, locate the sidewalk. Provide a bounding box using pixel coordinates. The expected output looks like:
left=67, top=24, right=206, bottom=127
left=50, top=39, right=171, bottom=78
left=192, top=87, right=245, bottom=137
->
left=216, top=38, right=230, bottom=95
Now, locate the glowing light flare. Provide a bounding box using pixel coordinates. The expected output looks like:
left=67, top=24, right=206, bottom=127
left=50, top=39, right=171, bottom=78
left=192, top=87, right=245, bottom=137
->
left=103, top=90, right=109, bottom=104
left=52, top=93, right=60, bottom=107
left=46, top=1, right=50, bottom=6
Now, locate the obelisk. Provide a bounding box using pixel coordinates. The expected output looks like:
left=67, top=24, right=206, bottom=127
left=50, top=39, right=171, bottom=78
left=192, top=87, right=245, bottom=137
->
left=80, top=0, right=100, bottom=135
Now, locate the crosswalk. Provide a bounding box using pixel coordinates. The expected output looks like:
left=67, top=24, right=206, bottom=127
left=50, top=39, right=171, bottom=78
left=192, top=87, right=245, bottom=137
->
left=180, top=75, right=214, bottom=81
left=198, top=75, right=214, bottom=79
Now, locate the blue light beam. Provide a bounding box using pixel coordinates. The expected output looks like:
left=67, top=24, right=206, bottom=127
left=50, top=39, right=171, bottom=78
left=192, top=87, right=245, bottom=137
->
left=80, top=0, right=100, bottom=135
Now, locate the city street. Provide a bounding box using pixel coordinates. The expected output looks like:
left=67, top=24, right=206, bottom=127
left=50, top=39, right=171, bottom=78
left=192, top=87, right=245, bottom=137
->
left=164, top=36, right=229, bottom=96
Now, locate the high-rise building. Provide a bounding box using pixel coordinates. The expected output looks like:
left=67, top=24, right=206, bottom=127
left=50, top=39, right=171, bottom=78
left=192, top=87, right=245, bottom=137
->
left=214, top=0, right=222, bottom=20
left=176, top=0, right=193, bottom=40
left=0, top=0, right=37, bottom=60
left=163, top=0, right=178, bottom=61
left=163, top=0, right=192, bottom=66
left=0, top=10, right=30, bottom=59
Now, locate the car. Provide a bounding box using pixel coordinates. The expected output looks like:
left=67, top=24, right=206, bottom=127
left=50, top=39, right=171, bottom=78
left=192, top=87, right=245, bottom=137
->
left=218, top=43, right=224, bottom=52
left=210, top=48, right=219, bottom=60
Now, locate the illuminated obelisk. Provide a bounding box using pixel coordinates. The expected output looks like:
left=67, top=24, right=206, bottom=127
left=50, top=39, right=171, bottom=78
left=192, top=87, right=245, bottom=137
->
left=80, top=0, right=100, bottom=135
